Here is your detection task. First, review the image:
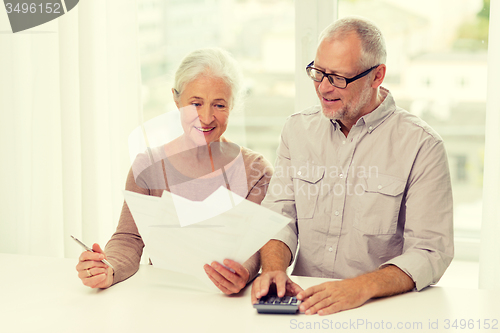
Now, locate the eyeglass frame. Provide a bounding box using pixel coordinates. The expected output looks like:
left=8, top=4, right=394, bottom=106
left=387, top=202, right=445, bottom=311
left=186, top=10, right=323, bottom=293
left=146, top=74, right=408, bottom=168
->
left=306, top=61, right=380, bottom=89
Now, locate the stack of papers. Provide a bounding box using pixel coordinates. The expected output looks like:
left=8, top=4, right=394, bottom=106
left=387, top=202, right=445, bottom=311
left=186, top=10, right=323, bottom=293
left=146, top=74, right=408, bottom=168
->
left=123, top=187, right=291, bottom=291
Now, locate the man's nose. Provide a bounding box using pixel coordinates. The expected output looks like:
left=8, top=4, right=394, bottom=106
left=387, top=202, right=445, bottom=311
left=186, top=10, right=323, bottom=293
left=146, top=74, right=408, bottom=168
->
left=197, top=105, right=214, bottom=125
left=318, top=77, right=335, bottom=94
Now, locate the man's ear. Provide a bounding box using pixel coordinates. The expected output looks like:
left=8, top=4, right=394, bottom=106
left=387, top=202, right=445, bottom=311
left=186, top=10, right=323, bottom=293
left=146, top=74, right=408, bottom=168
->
left=371, top=64, right=386, bottom=88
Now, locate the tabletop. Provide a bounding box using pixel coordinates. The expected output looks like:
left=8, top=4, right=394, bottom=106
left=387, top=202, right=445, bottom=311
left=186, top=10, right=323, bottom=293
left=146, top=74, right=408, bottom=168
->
left=1, top=253, right=499, bottom=333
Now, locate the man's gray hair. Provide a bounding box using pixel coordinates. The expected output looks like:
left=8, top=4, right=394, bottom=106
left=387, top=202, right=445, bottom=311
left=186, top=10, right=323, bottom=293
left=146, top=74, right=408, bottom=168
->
left=173, top=47, right=244, bottom=111
left=319, top=16, right=387, bottom=69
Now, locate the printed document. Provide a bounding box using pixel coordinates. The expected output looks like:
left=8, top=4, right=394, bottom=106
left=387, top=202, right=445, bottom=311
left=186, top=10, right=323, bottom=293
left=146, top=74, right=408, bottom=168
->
left=123, top=187, right=291, bottom=291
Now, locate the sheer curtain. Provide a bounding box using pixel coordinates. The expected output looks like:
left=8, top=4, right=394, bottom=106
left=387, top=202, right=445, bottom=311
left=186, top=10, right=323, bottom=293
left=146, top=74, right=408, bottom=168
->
left=0, top=0, right=141, bottom=259
left=479, top=0, right=500, bottom=290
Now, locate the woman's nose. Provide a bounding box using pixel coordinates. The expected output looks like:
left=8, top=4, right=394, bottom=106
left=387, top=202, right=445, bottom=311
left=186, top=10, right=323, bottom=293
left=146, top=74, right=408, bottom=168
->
left=197, top=105, right=214, bottom=124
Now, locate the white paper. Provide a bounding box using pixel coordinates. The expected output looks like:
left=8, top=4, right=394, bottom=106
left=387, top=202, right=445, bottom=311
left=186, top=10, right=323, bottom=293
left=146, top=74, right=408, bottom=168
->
left=123, top=187, right=291, bottom=291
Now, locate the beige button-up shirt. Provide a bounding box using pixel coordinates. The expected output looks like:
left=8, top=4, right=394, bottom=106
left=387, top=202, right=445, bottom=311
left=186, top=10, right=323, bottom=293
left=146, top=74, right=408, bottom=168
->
left=263, top=88, right=453, bottom=291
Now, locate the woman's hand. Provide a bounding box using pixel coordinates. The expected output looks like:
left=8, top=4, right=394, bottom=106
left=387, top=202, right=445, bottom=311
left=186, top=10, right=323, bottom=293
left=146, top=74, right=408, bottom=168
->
left=76, top=243, right=114, bottom=289
left=204, top=259, right=250, bottom=294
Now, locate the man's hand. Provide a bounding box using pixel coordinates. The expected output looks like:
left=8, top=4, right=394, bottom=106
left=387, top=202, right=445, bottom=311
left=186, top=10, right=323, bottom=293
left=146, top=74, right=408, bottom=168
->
left=297, top=266, right=415, bottom=315
left=251, top=270, right=303, bottom=304
left=252, top=240, right=300, bottom=303
left=297, top=279, right=372, bottom=315
left=204, top=259, right=249, bottom=295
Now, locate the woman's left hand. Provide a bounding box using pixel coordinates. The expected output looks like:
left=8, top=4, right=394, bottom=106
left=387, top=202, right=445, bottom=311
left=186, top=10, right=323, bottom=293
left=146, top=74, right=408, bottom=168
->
left=204, top=259, right=250, bottom=294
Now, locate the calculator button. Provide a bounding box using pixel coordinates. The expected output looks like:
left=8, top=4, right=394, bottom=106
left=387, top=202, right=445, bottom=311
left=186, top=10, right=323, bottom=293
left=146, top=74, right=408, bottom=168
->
left=253, top=295, right=301, bottom=314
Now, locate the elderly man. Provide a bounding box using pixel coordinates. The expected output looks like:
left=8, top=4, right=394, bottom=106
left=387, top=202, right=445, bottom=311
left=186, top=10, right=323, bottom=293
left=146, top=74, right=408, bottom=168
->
left=251, top=16, right=453, bottom=315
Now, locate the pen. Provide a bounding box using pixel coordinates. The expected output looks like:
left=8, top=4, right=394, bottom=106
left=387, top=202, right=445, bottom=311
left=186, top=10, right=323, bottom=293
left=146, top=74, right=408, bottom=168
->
left=70, top=235, right=114, bottom=270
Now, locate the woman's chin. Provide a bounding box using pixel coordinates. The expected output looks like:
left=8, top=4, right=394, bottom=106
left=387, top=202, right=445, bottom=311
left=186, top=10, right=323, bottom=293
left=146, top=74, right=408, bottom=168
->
left=186, top=134, right=219, bottom=147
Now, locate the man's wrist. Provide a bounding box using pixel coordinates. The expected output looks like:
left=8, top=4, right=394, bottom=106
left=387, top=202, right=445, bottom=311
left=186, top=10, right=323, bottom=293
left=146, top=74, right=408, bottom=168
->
left=260, top=240, right=291, bottom=272
left=260, top=267, right=287, bottom=275
left=356, top=265, right=415, bottom=300
left=358, top=274, right=379, bottom=300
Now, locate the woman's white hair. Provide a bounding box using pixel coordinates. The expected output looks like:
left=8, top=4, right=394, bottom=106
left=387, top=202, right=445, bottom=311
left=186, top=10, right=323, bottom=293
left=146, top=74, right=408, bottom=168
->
left=319, top=16, right=387, bottom=69
left=173, top=47, right=244, bottom=112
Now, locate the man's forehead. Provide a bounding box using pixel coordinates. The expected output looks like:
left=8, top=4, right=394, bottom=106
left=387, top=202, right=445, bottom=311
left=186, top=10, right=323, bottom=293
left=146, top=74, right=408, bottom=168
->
left=314, top=36, right=362, bottom=74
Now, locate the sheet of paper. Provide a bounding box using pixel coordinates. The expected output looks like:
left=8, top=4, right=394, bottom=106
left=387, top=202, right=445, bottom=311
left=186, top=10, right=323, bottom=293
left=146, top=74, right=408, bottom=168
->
left=123, top=187, right=291, bottom=292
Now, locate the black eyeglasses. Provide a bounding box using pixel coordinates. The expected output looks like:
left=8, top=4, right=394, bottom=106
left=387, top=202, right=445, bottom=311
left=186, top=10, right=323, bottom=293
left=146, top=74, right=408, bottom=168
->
left=306, top=61, right=379, bottom=89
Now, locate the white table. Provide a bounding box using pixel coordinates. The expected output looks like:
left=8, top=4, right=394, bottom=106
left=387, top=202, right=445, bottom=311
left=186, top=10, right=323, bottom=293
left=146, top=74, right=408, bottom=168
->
left=1, top=253, right=499, bottom=333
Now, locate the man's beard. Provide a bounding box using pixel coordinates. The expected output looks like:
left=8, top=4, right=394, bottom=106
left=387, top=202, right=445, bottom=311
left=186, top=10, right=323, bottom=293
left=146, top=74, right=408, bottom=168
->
left=321, top=83, right=372, bottom=123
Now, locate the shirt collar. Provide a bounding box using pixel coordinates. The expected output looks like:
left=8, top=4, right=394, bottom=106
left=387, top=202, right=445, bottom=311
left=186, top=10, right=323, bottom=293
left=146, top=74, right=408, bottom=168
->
left=329, top=118, right=340, bottom=130
left=355, top=87, right=396, bottom=133
left=327, top=87, right=395, bottom=132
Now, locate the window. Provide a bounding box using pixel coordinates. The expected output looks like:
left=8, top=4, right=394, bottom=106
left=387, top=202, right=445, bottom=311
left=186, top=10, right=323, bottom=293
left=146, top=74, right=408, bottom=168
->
left=137, top=0, right=489, bottom=261
left=137, top=0, right=295, bottom=163
left=338, top=0, right=489, bottom=260
left=454, top=155, right=468, bottom=182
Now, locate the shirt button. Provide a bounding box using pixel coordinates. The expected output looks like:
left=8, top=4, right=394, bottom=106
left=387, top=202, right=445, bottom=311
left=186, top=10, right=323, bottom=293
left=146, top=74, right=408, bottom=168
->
left=339, top=174, right=344, bottom=178
left=369, top=126, right=373, bottom=131
left=328, top=247, right=333, bottom=252
left=335, top=211, right=339, bottom=216
left=342, top=140, right=346, bottom=144
left=297, top=171, right=302, bottom=176
left=377, top=185, right=382, bottom=190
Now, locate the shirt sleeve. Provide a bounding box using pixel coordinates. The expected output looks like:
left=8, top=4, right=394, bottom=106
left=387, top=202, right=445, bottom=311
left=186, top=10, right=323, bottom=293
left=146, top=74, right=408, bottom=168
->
left=261, top=119, right=299, bottom=264
left=381, top=139, right=454, bottom=291
left=104, top=167, right=146, bottom=285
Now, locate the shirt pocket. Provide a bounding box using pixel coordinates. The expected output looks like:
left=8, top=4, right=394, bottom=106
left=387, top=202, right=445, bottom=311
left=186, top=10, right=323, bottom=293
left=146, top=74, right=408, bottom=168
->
left=353, top=174, right=406, bottom=235
left=291, top=160, right=325, bottom=219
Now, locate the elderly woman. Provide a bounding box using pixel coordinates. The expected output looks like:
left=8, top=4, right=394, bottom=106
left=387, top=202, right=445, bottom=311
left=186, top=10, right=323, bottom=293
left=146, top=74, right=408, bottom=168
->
left=76, top=48, right=273, bottom=294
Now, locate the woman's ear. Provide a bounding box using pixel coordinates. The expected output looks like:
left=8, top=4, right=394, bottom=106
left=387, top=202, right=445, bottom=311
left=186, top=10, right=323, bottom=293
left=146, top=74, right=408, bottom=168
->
left=172, top=88, right=180, bottom=108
